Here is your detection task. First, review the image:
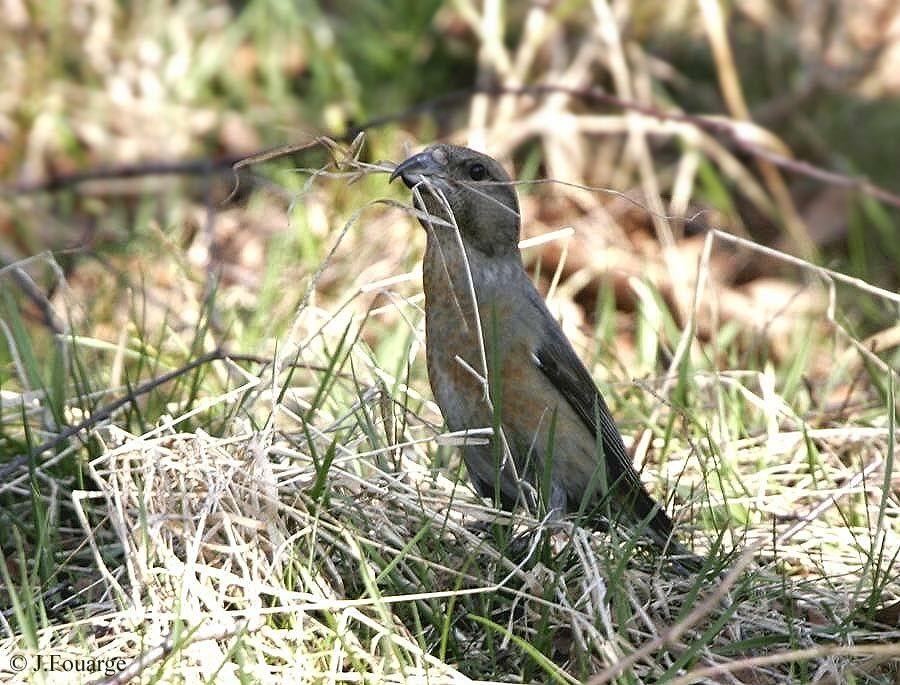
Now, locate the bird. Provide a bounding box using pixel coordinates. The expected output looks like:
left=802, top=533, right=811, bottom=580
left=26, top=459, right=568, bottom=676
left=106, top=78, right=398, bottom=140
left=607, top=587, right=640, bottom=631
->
left=390, top=143, right=700, bottom=571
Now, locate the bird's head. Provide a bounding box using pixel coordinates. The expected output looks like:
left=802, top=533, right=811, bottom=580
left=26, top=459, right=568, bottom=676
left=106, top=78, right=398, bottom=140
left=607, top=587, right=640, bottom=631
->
left=390, top=144, right=520, bottom=258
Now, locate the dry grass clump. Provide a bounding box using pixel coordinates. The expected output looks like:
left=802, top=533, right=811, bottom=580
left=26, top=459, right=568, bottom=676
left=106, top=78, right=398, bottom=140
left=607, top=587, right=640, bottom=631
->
left=13, top=372, right=896, bottom=683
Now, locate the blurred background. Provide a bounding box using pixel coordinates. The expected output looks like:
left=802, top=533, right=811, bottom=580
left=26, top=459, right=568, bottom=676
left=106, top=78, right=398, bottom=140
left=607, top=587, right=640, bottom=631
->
left=2, top=0, right=899, bottom=361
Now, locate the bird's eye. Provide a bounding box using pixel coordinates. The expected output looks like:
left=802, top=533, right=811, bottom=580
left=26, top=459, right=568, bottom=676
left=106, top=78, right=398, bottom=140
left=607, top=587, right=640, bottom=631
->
left=468, top=162, right=487, bottom=181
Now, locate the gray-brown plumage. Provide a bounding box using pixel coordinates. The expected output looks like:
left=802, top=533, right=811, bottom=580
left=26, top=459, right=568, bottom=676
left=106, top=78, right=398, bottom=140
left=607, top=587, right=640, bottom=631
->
left=391, top=143, right=699, bottom=571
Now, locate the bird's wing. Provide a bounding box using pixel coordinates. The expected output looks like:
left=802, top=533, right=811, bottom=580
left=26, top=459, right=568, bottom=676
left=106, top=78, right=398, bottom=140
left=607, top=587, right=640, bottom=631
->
left=527, top=289, right=675, bottom=542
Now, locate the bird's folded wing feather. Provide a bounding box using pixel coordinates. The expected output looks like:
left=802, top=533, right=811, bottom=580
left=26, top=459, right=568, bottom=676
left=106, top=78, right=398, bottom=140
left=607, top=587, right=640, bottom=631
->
left=530, top=310, right=674, bottom=537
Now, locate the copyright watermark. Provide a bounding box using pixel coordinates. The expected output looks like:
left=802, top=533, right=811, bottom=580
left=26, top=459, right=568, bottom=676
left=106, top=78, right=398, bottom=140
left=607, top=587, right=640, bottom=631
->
left=4, top=653, right=128, bottom=677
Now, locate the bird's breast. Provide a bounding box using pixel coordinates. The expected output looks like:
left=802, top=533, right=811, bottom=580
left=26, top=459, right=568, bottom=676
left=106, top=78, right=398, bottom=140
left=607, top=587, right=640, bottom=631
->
left=421, top=238, right=506, bottom=430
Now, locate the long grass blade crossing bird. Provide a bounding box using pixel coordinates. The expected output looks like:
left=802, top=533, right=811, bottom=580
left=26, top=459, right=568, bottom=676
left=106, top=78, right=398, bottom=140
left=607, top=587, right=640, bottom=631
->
left=390, top=144, right=701, bottom=572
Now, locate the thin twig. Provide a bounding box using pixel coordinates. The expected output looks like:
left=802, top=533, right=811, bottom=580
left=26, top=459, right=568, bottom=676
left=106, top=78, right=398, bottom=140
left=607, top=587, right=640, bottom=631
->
left=5, top=84, right=899, bottom=213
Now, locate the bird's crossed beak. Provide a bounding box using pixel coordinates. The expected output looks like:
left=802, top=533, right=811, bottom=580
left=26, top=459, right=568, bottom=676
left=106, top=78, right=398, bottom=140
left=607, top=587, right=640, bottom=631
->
left=389, top=150, right=441, bottom=189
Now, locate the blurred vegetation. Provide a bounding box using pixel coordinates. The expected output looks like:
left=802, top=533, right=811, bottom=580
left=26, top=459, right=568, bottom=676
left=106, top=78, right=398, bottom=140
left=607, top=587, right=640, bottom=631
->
left=2, top=1, right=898, bottom=319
